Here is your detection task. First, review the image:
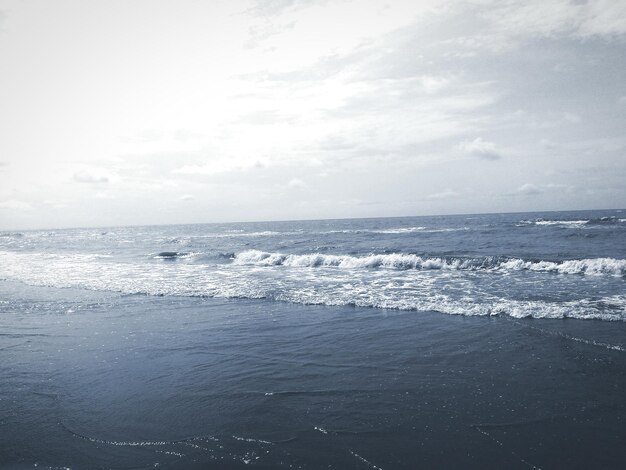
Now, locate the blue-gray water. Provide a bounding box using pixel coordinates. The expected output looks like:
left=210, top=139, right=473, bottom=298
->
left=1, top=210, right=625, bottom=468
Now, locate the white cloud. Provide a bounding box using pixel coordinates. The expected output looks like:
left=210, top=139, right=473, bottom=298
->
left=180, top=194, right=195, bottom=201
left=119, top=128, right=163, bottom=144
left=418, top=75, right=452, bottom=94
left=173, top=158, right=262, bottom=176
left=43, top=199, right=68, bottom=209
left=0, top=199, right=33, bottom=211
left=509, top=183, right=575, bottom=197
left=514, top=183, right=542, bottom=196
left=92, top=192, right=115, bottom=200
left=427, top=189, right=459, bottom=200
left=434, top=0, right=626, bottom=58
left=287, top=178, right=307, bottom=189
left=73, top=169, right=113, bottom=184
left=482, top=0, right=626, bottom=41
left=458, top=138, right=502, bottom=161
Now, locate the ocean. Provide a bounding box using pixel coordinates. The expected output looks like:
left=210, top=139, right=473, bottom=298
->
left=1, top=209, right=625, bottom=468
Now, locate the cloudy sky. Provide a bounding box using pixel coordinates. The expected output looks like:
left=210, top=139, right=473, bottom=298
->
left=0, top=0, right=625, bottom=229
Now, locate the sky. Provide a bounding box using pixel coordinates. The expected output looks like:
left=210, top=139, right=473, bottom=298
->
left=0, top=0, right=625, bottom=229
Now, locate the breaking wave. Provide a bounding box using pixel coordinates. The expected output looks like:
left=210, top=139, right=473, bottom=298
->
left=1, top=249, right=624, bottom=321
left=233, top=250, right=626, bottom=276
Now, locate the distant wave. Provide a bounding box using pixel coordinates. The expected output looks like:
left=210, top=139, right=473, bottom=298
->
left=518, top=216, right=626, bottom=227
left=200, top=230, right=302, bottom=238
left=156, top=227, right=467, bottom=242
left=535, top=220, right=589, bottom=226
left=233, top=250, right=626, bottom=276
left=161, top=231, right=303, bottom=244
left=322, top=227, right=466, bottom=235
left=518, top=219, right=589, bottom=227
left=592, top=216, right=626, bottom=224
left=364, top=227, right=426, bottom=234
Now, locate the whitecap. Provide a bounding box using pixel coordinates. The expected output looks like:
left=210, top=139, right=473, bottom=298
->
left=233, top=250, right=626, bottom=276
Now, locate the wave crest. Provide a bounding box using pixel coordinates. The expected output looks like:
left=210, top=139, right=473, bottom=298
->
left=233, top=250, right=626, bottom=276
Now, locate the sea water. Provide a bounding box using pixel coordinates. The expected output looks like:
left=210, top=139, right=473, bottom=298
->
left=1, top=210, right=625, bottom=468
left=1, top=209, right=625, bottom=321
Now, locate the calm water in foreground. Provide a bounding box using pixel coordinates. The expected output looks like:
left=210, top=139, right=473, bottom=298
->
left=1, top=210, right=625, bottom=468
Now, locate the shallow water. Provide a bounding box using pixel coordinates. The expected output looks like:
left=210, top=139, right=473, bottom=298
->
left=1, top=280, right=626, bottom=469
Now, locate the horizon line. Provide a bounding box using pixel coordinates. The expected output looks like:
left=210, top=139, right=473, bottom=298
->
left=1, top=207, right=624, bottom=233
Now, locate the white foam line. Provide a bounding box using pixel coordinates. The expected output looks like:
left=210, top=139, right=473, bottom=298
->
left=474, top=427, right=542, bottom=470
left=34, top=466, right=72, bottom=470
left=349, top=450, right=384, bottom=470
left=232, top=435, right=272, bottom=445
left=509, top=319, right=625, bottom=352
left=156, top=450, right=185, bottom=457
left=232, top=250, right=626, bottom=276
left=61, top=422, right=218, bottom=447
left=560, top=334, right=625, bottom=351
left=181, top=441, right=210, bottom=451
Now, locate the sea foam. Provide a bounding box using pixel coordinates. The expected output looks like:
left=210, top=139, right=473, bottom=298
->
left=233, top=250, right=626, bottom=276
